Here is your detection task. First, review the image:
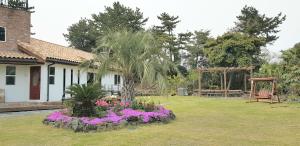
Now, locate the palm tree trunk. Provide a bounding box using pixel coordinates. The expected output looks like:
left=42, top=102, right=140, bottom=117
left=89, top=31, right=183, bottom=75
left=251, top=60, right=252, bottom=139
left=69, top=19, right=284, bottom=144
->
left=122, top=77, right=135, bottom=101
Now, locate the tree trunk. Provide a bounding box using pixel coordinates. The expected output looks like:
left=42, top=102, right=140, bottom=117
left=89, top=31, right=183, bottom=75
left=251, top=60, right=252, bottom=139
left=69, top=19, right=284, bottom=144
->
left=122, top=77, right=135, bottom=101
left=227, top=73, right=233, bottom=90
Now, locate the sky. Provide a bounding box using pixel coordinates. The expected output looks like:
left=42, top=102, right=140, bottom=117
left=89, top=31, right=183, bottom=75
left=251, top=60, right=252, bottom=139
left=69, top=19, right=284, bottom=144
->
left=30, top=0, right=300, bottom=54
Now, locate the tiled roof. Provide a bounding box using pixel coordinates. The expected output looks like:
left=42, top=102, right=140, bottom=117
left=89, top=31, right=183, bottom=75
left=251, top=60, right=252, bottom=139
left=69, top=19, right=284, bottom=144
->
left=0, top=50, right=36, bottom=59
left=17, top=38, right=94, bottom=64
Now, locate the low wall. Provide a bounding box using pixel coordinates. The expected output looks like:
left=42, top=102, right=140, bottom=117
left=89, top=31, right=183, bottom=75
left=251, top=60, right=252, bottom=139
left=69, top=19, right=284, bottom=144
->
left=0, top=89, right=4, bottom=103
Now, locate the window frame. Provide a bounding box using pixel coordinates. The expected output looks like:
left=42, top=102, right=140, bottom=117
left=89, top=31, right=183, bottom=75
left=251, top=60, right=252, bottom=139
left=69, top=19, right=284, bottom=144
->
left=49, top=67, right=55, bottom=85
left=0, top=26, right=6, bottom=42
left=114, top=74, right=121, bottom=85
left=6, top=66, right=16, bottom=85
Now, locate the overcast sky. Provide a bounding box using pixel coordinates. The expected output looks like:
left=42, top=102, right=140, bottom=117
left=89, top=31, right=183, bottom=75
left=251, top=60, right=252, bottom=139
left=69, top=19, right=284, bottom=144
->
left=30, top=0, right=300, bottom=54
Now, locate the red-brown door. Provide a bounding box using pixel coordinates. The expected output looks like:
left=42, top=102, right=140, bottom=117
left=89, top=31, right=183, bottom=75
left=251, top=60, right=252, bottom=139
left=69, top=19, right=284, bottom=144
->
left=30, top=66, right=41, bottom=100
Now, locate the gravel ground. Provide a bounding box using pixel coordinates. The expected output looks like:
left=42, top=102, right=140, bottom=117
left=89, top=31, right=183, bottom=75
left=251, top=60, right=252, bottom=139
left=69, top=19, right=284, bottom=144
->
left=0, top=110, right=57, bottom=118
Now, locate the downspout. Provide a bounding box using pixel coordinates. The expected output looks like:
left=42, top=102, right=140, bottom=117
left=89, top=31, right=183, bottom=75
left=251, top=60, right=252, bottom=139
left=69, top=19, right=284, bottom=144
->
left=47, top=62, right=55, bottom=102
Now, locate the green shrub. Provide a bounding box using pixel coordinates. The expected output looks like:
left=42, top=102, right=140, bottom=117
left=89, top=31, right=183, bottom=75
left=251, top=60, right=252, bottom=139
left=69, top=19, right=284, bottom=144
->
left=144, top=101, right=156, bottom=112
left=131, top=100, right=144, bottom=110
left=65, top=84, right=105, bottom=117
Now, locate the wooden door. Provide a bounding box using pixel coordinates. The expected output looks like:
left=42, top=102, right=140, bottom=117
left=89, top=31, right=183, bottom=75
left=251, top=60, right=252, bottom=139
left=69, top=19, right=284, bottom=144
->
left=30, top=66, right=41, bottom=100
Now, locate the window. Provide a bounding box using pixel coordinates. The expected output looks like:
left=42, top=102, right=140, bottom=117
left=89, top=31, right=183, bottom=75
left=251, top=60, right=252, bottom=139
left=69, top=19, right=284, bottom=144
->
left=49, top=67, right=55, bottom=84
left=87, top=72, right=95, bottom=84
left=6, top=66, right=16, bottom=85
left=0, top=27, right=5, bottom=42
left=114, top=74, right=121, bottom=85
left=62, top=69, right=66, bottom=98
left=71, top=69, right=73, bottom=85
left=77, top=70, right=80, bottom=84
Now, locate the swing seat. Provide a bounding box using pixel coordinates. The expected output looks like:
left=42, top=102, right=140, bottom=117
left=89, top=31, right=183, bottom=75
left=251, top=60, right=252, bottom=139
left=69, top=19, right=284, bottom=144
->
left=255, top=89, right=272, bottom=99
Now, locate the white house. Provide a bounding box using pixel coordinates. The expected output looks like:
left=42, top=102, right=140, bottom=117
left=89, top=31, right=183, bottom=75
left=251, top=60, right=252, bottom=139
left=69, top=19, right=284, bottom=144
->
left=0, top=4, right=122, bottom=103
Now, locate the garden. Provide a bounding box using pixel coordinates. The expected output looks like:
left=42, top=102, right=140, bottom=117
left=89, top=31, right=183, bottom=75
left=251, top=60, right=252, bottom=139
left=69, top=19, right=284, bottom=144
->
left=43, top=84, right=175, bottom=132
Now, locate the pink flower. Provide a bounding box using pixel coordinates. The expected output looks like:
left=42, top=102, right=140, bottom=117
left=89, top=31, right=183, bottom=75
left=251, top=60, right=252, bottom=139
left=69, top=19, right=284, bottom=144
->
left=95, top=100, right=109, bottom=107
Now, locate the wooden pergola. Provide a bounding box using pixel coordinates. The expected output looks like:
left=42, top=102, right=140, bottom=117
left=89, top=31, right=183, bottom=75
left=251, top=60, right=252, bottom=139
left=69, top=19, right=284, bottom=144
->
left=197, top=67, right=254, bottom=97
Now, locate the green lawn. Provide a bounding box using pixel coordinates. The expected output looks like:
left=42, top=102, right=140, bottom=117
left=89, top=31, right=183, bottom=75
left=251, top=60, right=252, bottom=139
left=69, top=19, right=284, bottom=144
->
left=1, top=96, right=300, bottom=146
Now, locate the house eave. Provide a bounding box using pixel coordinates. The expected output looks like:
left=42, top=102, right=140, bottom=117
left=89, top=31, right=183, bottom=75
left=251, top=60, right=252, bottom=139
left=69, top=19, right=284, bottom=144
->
left=0, top=58, right=42, bottom=65
left=46, top=58, right=80, bottom=66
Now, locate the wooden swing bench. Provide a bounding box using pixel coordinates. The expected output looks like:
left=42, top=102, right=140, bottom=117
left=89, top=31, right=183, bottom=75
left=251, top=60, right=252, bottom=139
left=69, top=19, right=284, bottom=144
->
left=249, top=77, right=280, bottom=103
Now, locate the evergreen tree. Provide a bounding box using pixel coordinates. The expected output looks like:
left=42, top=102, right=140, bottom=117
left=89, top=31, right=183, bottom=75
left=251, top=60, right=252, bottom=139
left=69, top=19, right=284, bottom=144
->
left=64, top=19, right=98, bottom=52
left=234, top=5, right=286, bottom=44
left=204, top=32, right=265, bottom=67
left=64, top=2, right=148, bottom=52
left=187, top=30, right=210, bottom=68
left=155, top=12, right=181, bottom=63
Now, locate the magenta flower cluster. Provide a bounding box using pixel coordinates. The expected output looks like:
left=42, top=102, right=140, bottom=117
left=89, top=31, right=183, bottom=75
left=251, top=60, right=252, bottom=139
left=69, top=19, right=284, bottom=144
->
left=47, top=111, right=72, bottom=123
left=46, top=106, right=172, bottom=126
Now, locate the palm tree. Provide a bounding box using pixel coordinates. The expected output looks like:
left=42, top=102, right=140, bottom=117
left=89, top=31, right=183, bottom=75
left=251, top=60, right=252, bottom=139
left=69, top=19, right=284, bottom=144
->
left=86, top=30, right=173, bottom=100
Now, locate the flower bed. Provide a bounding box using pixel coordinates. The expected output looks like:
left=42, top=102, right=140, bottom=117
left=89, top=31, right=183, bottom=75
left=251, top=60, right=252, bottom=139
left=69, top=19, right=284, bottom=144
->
left=43, top=106, right=175, bottom=132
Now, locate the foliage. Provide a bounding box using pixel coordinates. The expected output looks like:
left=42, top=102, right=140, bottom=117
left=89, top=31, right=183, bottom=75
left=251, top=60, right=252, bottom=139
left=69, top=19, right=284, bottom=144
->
left=153, top=12, right=181, bottom=63
left=65, top=84, right=105, bottom=117
left=281, top=43, right=300, bottom=96
left=63, top=19, right=98, bottom=52
left=92, top=2, right=148, bottom=33
left=187, top=30, right=211, bottom=68
left=86, top=30, right=173, bottom=100
left=234, top=5, right=286, bottom=44
left=94, top=100, right=110, bottom=117
left=257, top=42, right=300, bottom=98
left=64, top=2, right=148, bottom=52
left=204, top=32, right=265, bottom=67
left=166, top=75, right=187, bottom=96
left=7, top=0, right=33, bottom=10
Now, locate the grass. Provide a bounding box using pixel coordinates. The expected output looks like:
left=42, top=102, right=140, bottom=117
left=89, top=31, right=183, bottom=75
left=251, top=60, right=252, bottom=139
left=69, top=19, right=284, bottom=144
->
left=1, top=96, right=300, bottom=146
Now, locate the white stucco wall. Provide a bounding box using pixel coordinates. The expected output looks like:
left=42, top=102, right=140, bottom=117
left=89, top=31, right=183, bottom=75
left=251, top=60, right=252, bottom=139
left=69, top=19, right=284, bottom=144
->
left=40, top=63, right=89, bottom=102
left=101, top=73, right=123, bottom=91
left=0, top=64, right=30, bottom=102
left=0, top=63, right=122, bottom=102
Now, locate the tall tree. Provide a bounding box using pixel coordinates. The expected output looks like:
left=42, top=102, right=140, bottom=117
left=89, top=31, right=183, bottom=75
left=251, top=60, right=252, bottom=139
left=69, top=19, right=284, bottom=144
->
left=64, top=19, right=98, bottom=52
left=91, top=1, right=148, bottom=33
left=157, top=12, right=180, bottom=36
left=204, top=32, right=265, bottom=67
left=187, top=30, right=211, bottom=68
left=86, top=30, right=173, bottom=100
left=64, top=2, right=148, bottom=52
left=155, top=12, right=181, bottom=63
left=234, top=5, right=286, bottom=44
left=281, top=43, right=300, bottom=95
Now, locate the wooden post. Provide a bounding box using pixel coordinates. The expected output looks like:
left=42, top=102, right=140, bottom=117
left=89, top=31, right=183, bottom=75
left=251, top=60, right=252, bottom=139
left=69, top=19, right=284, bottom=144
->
left=220, top=73, right=223, bottom=90
left=224, top=70, right=227, bottom=98
left=254, top=82, right=257, bottom=102
left=198, top=71, right=202, bottom=96
left=250, top=68, right=253, bottom=78
left=244, top=73, right=247, bottom=92
left=271, top=80, right=275, bottom=103
left=249, top=80, right=253, bottom=102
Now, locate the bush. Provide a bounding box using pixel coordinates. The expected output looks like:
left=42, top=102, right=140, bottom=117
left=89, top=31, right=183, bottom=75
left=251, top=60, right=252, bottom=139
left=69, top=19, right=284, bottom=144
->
left=65, top=84, right=105, bottom=117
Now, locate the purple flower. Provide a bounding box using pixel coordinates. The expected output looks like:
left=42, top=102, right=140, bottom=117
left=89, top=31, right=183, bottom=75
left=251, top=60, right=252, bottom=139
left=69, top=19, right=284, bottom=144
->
left=47, top=111, right=72, bottom=123
left=46, top=106, right=173, bottom=126
left=80, top=111, right=123, bottom=125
